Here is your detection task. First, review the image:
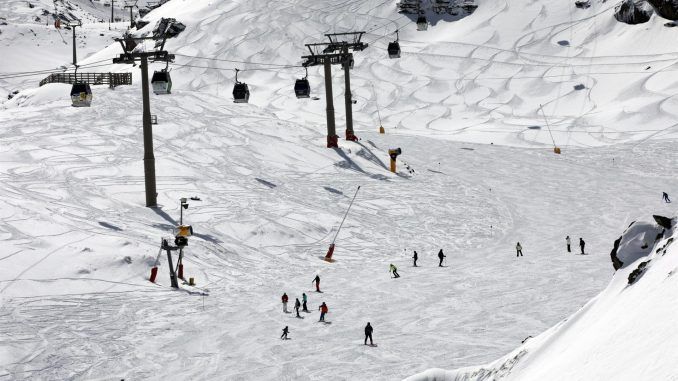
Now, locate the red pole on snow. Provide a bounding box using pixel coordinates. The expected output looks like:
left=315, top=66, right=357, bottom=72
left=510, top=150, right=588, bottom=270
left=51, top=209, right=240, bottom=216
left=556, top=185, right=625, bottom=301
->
left=325, top=186, right=360, bottom=261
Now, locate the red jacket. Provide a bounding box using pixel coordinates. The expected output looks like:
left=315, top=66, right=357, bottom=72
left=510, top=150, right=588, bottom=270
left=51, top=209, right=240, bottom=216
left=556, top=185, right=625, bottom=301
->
left=282, top=295, right=288, bottom=303
left=320, top=304, right=328, bottom=313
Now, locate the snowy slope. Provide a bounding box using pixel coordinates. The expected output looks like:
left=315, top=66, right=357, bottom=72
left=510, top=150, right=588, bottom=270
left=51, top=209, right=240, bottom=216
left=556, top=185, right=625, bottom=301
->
left=407, top=215, right=678, bottom=381
left=2, top=0, right=678, bottom=380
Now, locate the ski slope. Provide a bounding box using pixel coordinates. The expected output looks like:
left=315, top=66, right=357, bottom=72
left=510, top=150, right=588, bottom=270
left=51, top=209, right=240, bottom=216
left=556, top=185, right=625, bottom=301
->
left=2, top=0, right=678, bottom=380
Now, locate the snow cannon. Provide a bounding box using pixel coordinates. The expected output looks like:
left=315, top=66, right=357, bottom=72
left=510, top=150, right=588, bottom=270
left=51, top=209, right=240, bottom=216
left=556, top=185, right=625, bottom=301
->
left=149, top=266, right=158, bottom=283
left=325, top=243, right=335, bottom=262
left=388, top=148, right=402, bottom=173
left=176, top=225, right=193, bottom=237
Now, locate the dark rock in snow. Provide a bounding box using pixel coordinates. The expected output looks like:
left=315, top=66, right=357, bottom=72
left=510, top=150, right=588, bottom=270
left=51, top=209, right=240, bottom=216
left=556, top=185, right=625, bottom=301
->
left=574, top=84, right=586, bottom=90
left=614, top=0, right=654, bottom=24
left=152, top=18, right=186, bottom=44
left=628, top=260, right=650, bottom=284
left=610, top=236, right=624, bottom=270
left=135, top=19, right=150, bottom=29
left=575, top=0, right=592, bottom=8
left=653, top=215, right=673, bottom=229
left=646, top=0, right=678, bottom=20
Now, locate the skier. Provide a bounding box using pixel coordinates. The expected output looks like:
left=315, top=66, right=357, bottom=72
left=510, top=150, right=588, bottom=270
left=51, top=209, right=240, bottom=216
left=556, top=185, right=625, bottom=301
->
left=579, top=238, right=585, bottom=255
left=364, top=322, right=374, bottom=345
left=312, top=275, right=321, bottom=292
left=294, top=297, right=301, bottom=318
left=302, top=292, right=309, bottom=312
left=282, top=293, right=289, bottom=313
left=389, top=263, right=400, bottom=278
left=438, top=249, right=446, bottom=267
left=281, top=326, right=289, bottom=340
left=663, top=192, right=671, bottom=203
left=516, top=242, right=523, bottom=257
left=566, top=236, right=571, bottom=253
left=413, top=250, right=418, bottom=267
left=319, top=302, right=328, bottom=322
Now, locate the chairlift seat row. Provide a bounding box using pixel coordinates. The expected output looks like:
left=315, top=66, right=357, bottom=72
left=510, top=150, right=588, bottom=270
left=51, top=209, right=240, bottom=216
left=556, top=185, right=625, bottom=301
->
left=70, top=82, right=92, bottom=107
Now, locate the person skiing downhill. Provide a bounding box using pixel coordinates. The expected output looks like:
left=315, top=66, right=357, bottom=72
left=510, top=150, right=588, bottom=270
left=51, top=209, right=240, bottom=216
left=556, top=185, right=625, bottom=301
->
left=312, top=275, right=321, bottom=292
left=516, top=242, right=523, bottom=257
left=294, top=298, right=301, bottom=318
left=281, top=326, right=289, bottom=340
left=319, top=302, right=328, bottom=322
left=413, top=251, right=418, bottom=267
left=282, top=293, right=289, bottom=313
left=438, top=249, right=446, bottom=267
left=302, top=293, right=309, bottom=312
left=663, top=192, right=671, bottom=203
left=566, top=236, right=571, bottom=253
left=364, top=322, right=374, bottom=345
left=579, top=238, right=585, bottom=255
left=389, top=264, right=400, bottom=278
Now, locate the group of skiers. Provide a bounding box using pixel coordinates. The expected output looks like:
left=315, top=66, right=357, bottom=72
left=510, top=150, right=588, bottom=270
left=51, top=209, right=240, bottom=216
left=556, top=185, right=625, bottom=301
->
left=279, top=274, right=375, bottom=345
left=390, top=249, right=448, bottom=279
left=515, top=236, right=586, bottom=257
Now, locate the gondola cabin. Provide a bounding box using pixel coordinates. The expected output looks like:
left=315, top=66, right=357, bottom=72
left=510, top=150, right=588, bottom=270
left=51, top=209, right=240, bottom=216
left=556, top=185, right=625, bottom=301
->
left=70, top=82, right=92, bottom=107
left=417, top=16, right=428, bottom=31
left=151, top=70, right=172, bottom=95
left=387, top=41, right=401, bottom=58
left=233, top=82, right=250, bottom=103
left=294, top=78, right=310, bottom=98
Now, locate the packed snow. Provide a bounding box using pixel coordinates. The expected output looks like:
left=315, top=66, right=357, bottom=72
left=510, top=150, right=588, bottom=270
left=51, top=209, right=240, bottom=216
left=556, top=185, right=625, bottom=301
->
left=1, top=0, right=678, bottom=380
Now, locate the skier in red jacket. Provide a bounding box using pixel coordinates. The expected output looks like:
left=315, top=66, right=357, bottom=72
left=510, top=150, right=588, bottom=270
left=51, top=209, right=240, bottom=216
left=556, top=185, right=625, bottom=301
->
left=282, top=293, right=289, bottom=313
left=319, top=302, right=328, bottom=322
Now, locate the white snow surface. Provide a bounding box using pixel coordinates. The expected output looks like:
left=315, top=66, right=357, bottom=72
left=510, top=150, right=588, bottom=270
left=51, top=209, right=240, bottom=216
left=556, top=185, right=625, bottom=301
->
left=407, top=217, right=678, bottom=381
left=1, top=0, right=678, bottom=379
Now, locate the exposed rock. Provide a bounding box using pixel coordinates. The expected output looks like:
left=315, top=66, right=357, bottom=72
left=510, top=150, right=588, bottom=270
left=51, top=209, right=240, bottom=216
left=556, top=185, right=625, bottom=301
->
left=575, top=0, right=591, bottom=8
left=611, top=236, right=624, bottom=270
left=628, top=260, right=650, bottom=284
left=135, top=19, right=150, bottom=29
left=612, top=220, right=662, bottom=270
left=152, top=18, right=186, bottom=42
left=653, top=215, right=673, bottom=229
left=646, top=0, right=678, bottom=20
left=614, top=0, right=654, bottom=24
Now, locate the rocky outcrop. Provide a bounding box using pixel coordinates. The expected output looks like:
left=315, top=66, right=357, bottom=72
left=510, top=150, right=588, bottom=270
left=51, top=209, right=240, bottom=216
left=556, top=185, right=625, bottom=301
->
left=646, top=0, right=678, bottom=20
left=614, top=0, right=654, bottom=24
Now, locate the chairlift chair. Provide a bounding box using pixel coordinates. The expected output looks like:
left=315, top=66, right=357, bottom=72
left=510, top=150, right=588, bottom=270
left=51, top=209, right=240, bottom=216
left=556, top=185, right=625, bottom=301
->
left=417, top=15, right=428, bottom=31
left=294, top=68, right=311, bottom=99
left=70, top=82, right=92, bottom=107
left=232, top=69, right=250, bottom=103
left=151, top=68, right=172, bottom=95
left=387, top=30, right=401, bottom=58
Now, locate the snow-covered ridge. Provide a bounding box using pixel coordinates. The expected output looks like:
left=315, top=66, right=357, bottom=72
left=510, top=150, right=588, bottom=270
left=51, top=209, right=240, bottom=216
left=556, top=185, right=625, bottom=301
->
left=406, top=214, right=678, bottom=380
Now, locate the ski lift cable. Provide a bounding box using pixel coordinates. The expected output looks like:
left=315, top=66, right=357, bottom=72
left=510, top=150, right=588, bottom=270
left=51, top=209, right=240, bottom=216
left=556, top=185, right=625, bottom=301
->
left=173, top=53, right=300, bottom=68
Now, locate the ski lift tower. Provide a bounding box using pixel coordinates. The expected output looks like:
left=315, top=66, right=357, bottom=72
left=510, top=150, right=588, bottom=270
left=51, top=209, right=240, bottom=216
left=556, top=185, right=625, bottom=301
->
left=302, top=32, right=367, bottom=148
left=123, top=0, right=138, bottom=28
left=113, top=34, right=174, bottom=207
left=65, top=19, right=82, bottom=65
